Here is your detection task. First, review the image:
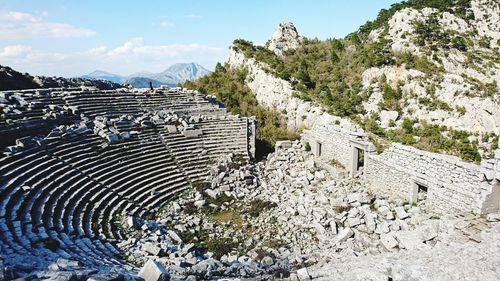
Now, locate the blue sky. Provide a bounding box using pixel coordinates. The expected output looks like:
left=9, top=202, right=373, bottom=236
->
left=0, top=0, right=401, bottom=77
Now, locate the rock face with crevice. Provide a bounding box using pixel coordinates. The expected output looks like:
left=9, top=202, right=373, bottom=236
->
left=268, top=22, right=303, bottom=56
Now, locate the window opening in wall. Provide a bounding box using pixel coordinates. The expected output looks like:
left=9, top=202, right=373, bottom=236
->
left=316, top=142, right=322, bottom=157
left=356, top=148, right=365, bottom=171
left=417, top=183, right=428, bottom=202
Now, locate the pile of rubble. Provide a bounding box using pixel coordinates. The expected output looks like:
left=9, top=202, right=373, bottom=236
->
left=108, top=140, right=494, bottom=280
left=0, top=258, right=131, bottom=281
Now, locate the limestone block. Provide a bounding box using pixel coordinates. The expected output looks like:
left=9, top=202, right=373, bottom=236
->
left=142, top=243, right=162, bottom=256
left=182, top=129, right=202, bottom=138
left=336, top=228, right=354, bottom=243
left=138, top=260, right=170, bottom=281
left=395, top=231, right=425, bottom=250
left=380, top=233, right=399, bottom=251
left=296, top=268, right=311, bottom=281
left=394, top=207, right=409, bottom=220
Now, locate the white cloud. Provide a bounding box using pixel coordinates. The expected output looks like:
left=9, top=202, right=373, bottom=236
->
left=0, top=45, right=33, bottom=58
left=0, top=10, right=96, bottom=39
left=183, top=14, right=202, bottom=19
left=160, top=21, right=175, bottom=28
left=0, top=38, right=226, bottom=76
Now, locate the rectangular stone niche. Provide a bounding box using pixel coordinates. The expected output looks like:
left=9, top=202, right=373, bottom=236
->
left=410, top=181, right=428, bottom=204
left=316, top=141, right=322, bottom=157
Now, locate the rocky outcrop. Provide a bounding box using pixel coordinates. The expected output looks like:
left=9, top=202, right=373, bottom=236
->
left=364, top=0, right=500, bottom=134
left=226, top=46, right=362, bottom=133
left=268, top=22, right=303, bottom=56
left=0, top=64, right=122, bottom=91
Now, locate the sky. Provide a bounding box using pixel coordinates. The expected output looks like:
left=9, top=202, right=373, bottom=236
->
left=0, top=0, right=401, bottom=77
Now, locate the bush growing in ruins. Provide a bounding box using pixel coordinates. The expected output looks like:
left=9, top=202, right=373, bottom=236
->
left=203, top=237, right=238, bottom=259
left=304, top=142, right=311, bottom=151
left=247, top=199, right=278, bottom=217
left=192, top=181, right=211, bottom=193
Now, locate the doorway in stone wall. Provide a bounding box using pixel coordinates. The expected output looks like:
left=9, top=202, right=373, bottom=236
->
left=316, top=141, right=322, bottom=157
left=416, top=183, right=428, bottom=202
left=354, top=147, right=365, bottom=172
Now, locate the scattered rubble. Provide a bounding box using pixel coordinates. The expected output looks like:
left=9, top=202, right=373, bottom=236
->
left=106, top=140, right=494, bottom=280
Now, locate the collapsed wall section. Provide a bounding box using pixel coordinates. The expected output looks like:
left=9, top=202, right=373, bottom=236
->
left=365, top=144, right=499, bottom=215
left=301, top=116, right=372, bottom=173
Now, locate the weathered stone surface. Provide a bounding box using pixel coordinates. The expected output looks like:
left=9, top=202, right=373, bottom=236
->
left=336, top=228, right=354, bottom=243
left=142, top=243, right=162, bottom=256
left=268, top=22, right=302, bottom=56
left=296, top=267, right=311, bottom=281
left=138, top=260, right=170, bottom=281
left=380, top=234, right=399, bottom=251
left=395, top=231, right=425, bottom=250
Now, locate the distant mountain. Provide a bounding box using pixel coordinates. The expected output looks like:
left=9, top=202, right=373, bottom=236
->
left=156, top=62, right=212, bottom=83
left=0, top=65, right=121, bottom=91
left=81, top=70, right=126, bottom=84
left=125, top=77, right=164, bottom=89
left=125, top=63, right=211, bottom=88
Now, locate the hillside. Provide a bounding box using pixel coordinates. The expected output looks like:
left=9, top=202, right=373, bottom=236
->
left=185, top=0, right=499, bottom=163
left=1, top=65, right=121, bottom=91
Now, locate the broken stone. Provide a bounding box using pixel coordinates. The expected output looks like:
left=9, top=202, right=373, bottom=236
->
left=380, top=234, right=399, bottom=251
left=394, top=206, right=409, bottom=220
left=296, top=268, right=311, bottom=281
left=336, top=227, right=354, bottom=243
left=486, top=213, right=500, bottom=222
left=142, top=243, right=162, bottom=256
left=139, top=260, right=170, bottom=281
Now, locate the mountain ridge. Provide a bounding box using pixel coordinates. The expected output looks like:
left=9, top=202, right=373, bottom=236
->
left=81, top=62, right=211, bottom=88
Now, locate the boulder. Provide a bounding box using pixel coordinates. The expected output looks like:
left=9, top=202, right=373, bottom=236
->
left=394, top=207, right=409, bottom=220
left=395, top=231, right=425, bottom=250
left=168, top=230, right=183, bottom=244
left=296, top=267, right=311, bottom=281
left=261, top=256, right=274, bottom=266
left=336, top=228, right=354, bottom=243
left=379, top=110, right=399, bottom=128
left=142, top=243, right=162, bottom=256
left=380, top=234, right=399, bottom=251
left=139, top=260, right=170, bottom=281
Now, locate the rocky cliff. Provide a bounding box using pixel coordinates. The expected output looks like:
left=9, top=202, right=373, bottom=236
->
left=362, top=0, right=499, bottom=134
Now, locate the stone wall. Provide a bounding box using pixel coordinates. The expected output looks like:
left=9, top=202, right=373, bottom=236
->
left=365, top=143, right=499, bottom=215
left=300, top=115, right=372, bottom=173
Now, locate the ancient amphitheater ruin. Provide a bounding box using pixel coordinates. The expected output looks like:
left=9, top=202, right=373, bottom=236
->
left=0, top=87, right=256, bottom=279
left=0, top=88, right=499, bottom=280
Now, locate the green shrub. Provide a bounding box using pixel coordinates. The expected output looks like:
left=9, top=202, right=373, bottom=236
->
left=193, top=181, right=211, bottom=193
left=203, top=238, right=238, bottom=259
left=304, top=142, right=311, bottom=151
left=247, top=199, right=278, bottom=217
